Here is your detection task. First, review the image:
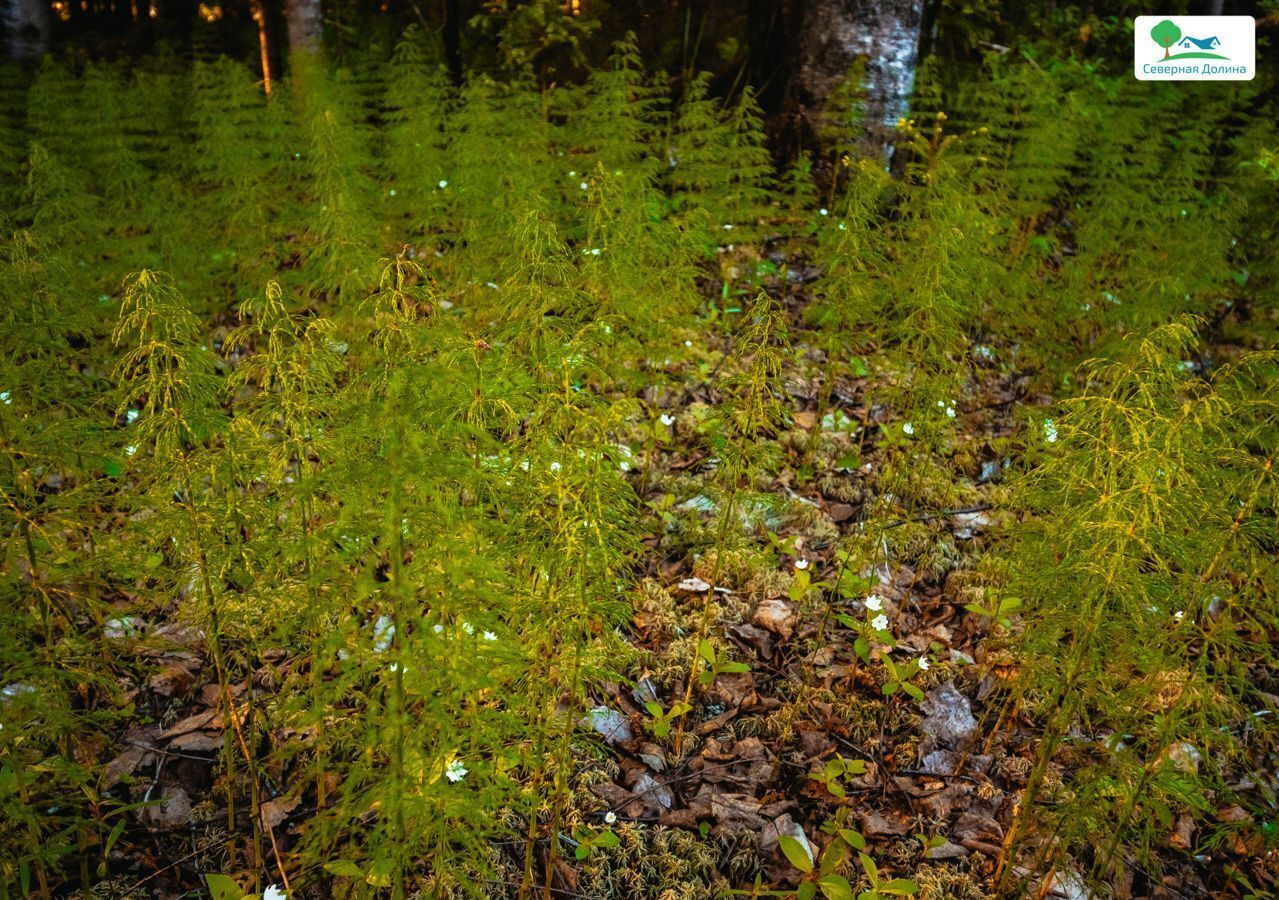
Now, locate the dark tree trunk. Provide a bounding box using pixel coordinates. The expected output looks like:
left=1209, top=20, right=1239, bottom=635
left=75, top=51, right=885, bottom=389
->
left=443, top=0, right=462, bottom=85
left=783, top=0, right=925, bottom=153
left=285, top=0, right=322, bottom=53
left=3, top=0, right=53, bottom=60
left=748, top=0, right=802, bottom=155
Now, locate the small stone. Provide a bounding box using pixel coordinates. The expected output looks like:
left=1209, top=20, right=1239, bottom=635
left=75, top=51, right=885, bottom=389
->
left=582, top=707, right=634, bottom=745
left=921, top=681, right=978, bottom=750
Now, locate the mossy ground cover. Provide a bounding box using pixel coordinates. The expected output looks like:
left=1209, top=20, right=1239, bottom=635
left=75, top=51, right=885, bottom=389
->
left=1, top=27, right=1277, bottom=900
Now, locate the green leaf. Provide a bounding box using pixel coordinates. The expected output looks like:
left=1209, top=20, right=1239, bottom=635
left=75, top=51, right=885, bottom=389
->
left=882, top=681, right=899, bottom=696
left=838, top=828, right=867, bottom=850
left=902, top=683, right=925, bottom=702
left=575, top=843, right=590, bottom=860
left=818, top=841, right=845, bottom=875
left=323, top=859, right=366, bottom=879
left=595, top=831, right=620, bottom=849
left=853, top=636, right=870, bottom=662
left=204, top=874, right=244, bottom=900
left=779, top=834, right=814, bottom=873
left=722, top=661, right=751, bottom=673
left=798, top=881, right=818, bottom=900
left=858, top=852, right=879, bottom=885
left=818, top=874, right=854, bottom=900
left=880, top=879, right=919, bottom=895
left=699, top=639, right=715, bottom=663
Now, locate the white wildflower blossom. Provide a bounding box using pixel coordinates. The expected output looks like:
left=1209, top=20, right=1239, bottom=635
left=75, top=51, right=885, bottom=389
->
left=871, top=614, right=890, bottom=632
left=461, top=621, right=475, bottom=635
left=794, top=559, right=810, bottom=571
left=1044, top=419, right=1058, bottom=443
left=372, top=615, right=394, bottom=652
left=263, top=885, right=287, bottom=900
left=444, top=760, right=468, bottom=783
left=902, top=422, right=914, bottom=436
left=660, top=413, right=676, bottom=427
left=864, top=595, right=883, bottom=612
left=483, top=631, right=498, bottom=642
left=604, top=811, right=617, bottom=824
left=918, top=656, right=930, bottom=671
left=438, top=180, right=448, bottom=188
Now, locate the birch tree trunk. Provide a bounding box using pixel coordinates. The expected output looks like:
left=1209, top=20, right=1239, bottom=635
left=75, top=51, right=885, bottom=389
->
left=285, top=0, right=323, bottom=54
left=3, top=0, right=53, bottom=60
left=786, top=0, right=925, bottom=152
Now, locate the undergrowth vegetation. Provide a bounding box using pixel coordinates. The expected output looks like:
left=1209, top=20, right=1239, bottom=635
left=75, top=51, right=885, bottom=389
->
left=0, top=25, right=1277, bottom=900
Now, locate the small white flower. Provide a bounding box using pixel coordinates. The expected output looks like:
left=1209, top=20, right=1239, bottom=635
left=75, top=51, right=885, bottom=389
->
left=819, top=207, right=828, bottom=216
left=483, top=630, right=497, bottom=642
left=871, top=614, right=889, bottom=632
left=660, top=413, right=676, bottom=427
left=433, top=623, right=444, bottom=634
left=444, top=760, right=468, bottom=782
left=126, top=408, right=139, bottom=424
left=580, top=182, right=589, bottom=190
left=590, top=248, right=601, bottom=255
left=604, top=811, right=617, bottom=824
left=722, top=223, right=733, bottom=230
left=838, top=221, right=846, bottom=230
left=684, top=340, right=693, bottom=348
left=864, top=595, right=883, bottom=612
left=263, top=885, right=287, bottom=900
left=1173, top=610, right=1185, bottom=622
left=0, top=391, right=9, bottom=404
left=388, top=188, right=397, bottom=197
left=945, top=406, right=956, bottom=418
left=438, top=179, right=448, bottom=188
left=373, top=615, right=394, bottom=652
left=902, top=422, right=914, bottom=435
left=918, top=656, right=930, bottom=671
left=1044, top=419, right=1058, bottom=443
left=549, top=461, right=562, bottom=473
left=461, top=621, right=475, bottom=635
left=125, top=444, right=138, bottom=457
left=569, top=170, right=577, bottom=177
left=794, top=559, right=810, bottom=571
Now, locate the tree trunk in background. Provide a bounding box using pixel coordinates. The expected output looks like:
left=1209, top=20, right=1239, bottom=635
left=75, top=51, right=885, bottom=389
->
left=785, top=0, right=925, bottom=153
left=443, top=0, right=462, bottom=85
left=285, top=0, right=323, bottom=53
left=3, top=0, right=53, bottom=60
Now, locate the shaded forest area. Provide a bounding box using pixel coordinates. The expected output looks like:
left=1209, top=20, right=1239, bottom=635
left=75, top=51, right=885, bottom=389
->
left=1, top=1, right=1279, bottom=899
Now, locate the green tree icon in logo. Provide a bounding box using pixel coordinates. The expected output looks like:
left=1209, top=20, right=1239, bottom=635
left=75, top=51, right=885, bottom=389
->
left=1151, top=19, right=1182, bottom=59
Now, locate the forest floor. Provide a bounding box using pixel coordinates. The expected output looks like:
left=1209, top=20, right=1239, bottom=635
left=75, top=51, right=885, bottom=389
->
left=85, top=236, right=1270, bottom=900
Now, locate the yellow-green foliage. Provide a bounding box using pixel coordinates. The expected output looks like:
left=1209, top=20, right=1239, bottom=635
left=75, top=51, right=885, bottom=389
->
left=0, top=33, right=1275, bottom=900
